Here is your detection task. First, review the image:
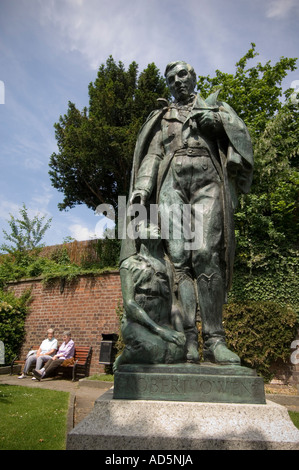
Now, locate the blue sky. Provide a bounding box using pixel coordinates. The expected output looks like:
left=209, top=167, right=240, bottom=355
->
left=0, top=0, right=298, bottom=247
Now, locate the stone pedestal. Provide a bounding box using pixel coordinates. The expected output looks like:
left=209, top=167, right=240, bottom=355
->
left=113, top=363, right=266, bottom=404
left=67, top=363, right=299, bottom=450
left=67, top=389, right=299, bottom=450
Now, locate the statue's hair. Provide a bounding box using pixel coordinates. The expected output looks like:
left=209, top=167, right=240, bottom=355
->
left=164, top=61, right=196, bottom=86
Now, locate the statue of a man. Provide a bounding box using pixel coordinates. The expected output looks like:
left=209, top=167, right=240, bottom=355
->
left=120, top=61, right=253, bottom=365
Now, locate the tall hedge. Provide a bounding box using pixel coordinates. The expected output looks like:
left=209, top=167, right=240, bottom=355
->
left=223, top=301, right=297, bottom=380
left=0, top=289, right=31, bottom=364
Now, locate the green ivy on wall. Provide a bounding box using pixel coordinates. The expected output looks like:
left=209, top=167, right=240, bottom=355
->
left=224, top=301, right=297, bottom=381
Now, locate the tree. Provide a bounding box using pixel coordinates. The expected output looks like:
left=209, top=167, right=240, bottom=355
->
left=0, top=204, right=52, bottom=254
left=244, top=100, right=299, bottom=246
left=196, top=43, right=298, bottom=312
left=196, top=42, right=297, bottom=140
left=232, top=100, right=299, bottom=284
left=49, top=57, right=170, bottom=213
left=196, top=43, right=298, bottom=251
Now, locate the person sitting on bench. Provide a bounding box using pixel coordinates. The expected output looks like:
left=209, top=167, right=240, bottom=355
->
left=18, top=328, right=58, bottom=379
left=32, top=330, right=74, bottom=381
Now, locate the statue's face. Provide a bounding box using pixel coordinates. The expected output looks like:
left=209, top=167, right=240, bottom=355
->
left=166, top=63, right=195, bottom=102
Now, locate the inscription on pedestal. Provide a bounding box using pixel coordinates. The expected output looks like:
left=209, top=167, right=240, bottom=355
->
left=113, top=365, right=266, bottom=404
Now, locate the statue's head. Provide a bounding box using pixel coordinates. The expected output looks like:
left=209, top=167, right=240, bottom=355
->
left=164, top=61, right=196, bottom=102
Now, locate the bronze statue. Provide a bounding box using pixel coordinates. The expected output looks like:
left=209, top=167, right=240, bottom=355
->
left=118, top=60, right=253, bottom=367
left=114, top=222, right=185, bottom=370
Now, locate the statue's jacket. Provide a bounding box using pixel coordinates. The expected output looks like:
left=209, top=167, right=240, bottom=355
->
left=120, top=92, right=253, bottom=292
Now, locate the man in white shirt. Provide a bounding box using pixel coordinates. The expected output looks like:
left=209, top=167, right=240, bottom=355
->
left=18, top=328, right=58, bottom=379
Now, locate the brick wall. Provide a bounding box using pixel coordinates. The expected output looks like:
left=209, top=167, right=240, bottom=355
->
left=7, top=272, right=122, bottom=375
left=6, top=272, right=299, bottom=385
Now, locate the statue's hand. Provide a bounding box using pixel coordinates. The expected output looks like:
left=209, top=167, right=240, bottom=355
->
left=129, top=189, right=148, bottom=205
left=172, top=331, right=186, bottom=347
left=196, top=109, right=216, bottom=130
left=157, top=326, right=186, bottom=346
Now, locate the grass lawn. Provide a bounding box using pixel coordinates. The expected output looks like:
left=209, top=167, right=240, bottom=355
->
left=289, top=411, right=299, bottom=430
left=0, top=384, right=70, bottom=450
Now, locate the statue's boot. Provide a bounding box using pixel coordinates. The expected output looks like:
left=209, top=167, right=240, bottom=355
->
left=197, top=273, right=240, bottom=365
left=177, top=274, right=200, bottom=363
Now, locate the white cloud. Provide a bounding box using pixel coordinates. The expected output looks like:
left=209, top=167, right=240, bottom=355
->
left=30, top=184, right=54, bottom=216
left=23, top=0, right=255, bottom=81
left=266, top=0, right=299, bottom=18
left=94, top=216, right=115, bottom=238
left=0, top=184, right=53, bottom=234
left=34, top=0, right=144, bottom=70
left=31, top=0, right=236, bottom=73
left=69, top=223, right=96, bottom=241
left=68, top=214, right=115, bottom=241
left=0, top=199, right=20, bottom=221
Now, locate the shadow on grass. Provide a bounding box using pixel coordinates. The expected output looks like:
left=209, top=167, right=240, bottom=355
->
left=0, top=384, right=13, bottom=404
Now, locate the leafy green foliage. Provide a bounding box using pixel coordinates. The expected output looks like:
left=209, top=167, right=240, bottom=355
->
left=230, top=256, right=299, bottom=315
left=223, top=302, right=297, bottom=381
left=0, top=289, right=31, bottom=364
left=197, top=43, right=299, bottom=317
left=94, top=238, right=121, bottom=270
left=252, top=101, right=299, bottom=244
left=197, top=42, right=297, bottom=139
left=231, top=101, right=299, bottom=318
left=0, top=204, right=52, bottom=254
left=0, top=237, right=120, bottom=289
left=49, top=56, right=170, bottom=212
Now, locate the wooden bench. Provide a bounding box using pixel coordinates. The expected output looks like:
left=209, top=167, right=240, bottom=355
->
left=58, top=346, right=92, bottom=381
left=11, top=345, right=92, bottom=381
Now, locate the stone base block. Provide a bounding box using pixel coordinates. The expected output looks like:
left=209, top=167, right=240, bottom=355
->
left=66, top=389, right=299, bottom=450
left=113, top=363, right=266, bottom=404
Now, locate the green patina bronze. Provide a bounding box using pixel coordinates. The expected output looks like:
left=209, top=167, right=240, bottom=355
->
left=114, top=222, right=186, bottom=371
left=114, top=61, right=260, bottom=403
left=114, top=364, right=266, bottom=404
